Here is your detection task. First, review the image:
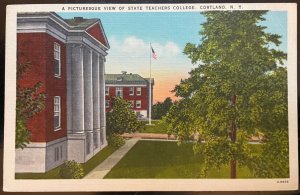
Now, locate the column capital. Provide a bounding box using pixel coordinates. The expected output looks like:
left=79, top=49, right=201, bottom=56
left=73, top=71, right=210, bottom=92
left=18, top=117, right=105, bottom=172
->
left=71, top=43, right=83, bottom=48
left=98, top=54, right=106, bottom=62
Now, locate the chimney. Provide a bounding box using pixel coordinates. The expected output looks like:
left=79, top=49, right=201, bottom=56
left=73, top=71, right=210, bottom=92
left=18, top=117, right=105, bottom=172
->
left=121, top=71, right=127, bottom=75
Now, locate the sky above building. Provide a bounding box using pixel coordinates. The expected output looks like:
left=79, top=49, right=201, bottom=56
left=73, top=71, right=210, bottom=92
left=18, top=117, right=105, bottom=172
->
left=58, top=11, right=287, bottom=103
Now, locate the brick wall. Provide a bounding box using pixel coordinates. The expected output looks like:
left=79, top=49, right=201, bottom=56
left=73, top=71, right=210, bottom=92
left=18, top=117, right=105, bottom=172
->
left=105, top=86, right=149, bottom=112
left=17, top=33, right=67, bottom=142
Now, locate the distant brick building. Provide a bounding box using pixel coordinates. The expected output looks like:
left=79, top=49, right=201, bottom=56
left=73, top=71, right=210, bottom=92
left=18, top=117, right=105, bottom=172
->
left=105, top=72, right=154, bottom=119
left=16, top=12, right=109, bottom=173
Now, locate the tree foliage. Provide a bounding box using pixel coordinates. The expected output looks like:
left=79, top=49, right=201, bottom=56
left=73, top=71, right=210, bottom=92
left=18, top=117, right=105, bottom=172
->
left=152, top=97, right=173, bottom=119
left=16, top=50, right=46, bottom=149
left=164, top=11, right=288, bottom=178
left=106, top=97, right=144, bottom=134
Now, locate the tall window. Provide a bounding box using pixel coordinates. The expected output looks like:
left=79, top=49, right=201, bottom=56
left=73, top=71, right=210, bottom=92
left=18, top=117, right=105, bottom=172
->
left=136, top=87, right=141, bottom=96
left=105, top=87, right=109, bottom=96
left=116, top=87, right=123, bottom=97
left=54, top=42, right=61, bottom=77
left=54, top=96, right=61, bottom=130
left=136, top=100, right=141, bottom=108
left=129, top=87, right=134, bottom=96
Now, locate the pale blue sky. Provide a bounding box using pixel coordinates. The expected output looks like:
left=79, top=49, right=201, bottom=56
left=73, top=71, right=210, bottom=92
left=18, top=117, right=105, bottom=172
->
left=58, top=11, right=287, bottom=102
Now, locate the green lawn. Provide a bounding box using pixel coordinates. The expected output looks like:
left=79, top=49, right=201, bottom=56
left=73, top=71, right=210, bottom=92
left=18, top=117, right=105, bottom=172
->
left=15, top=145, right=119, bottom=179
left=104, top=140, right=256, bottom=179
left=140, top=120, right=169, bottom=134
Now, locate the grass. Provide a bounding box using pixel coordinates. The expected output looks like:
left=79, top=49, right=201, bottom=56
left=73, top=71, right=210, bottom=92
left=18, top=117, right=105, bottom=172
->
left=140, top=120, right=169, bottom=134
left=15, top=145, right=119, bottom=179
left=104, top=140, right=257, bottom=179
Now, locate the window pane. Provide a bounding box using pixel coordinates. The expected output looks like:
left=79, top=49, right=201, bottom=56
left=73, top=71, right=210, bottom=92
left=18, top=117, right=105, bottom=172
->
left=54, top=96, right=60, bottom=129
left=54, top=60, right=60, bottom=76
left=54, top=43, right=61, bottom=77
left=137, top=87, right=141, bottom=95
left=54, top=115, right=60, bottom=129
left=129, top=87, right=134, bottom=95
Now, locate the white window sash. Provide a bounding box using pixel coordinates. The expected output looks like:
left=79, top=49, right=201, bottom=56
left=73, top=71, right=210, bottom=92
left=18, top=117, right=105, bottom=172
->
left=136, top=100, right=141, bottom=108
left=137, top=87, right=141, bottom=96
left=54, top=42, right=61, bottom=77
left=116, top=87, right=123, bottom=97
left=129, top=87, right=134, bottom=95
left=54, top=96, right=61, bottom=130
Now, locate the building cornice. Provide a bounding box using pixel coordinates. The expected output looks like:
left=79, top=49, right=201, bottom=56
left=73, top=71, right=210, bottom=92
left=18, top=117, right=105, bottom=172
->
left=105, top=84, right=147, bottom=87
left=17, top=13, right=109, bottom=53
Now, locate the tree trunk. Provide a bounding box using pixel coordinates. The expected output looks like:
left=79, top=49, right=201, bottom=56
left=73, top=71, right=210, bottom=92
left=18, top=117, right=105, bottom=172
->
left=230, top=95, right=237, bottom=179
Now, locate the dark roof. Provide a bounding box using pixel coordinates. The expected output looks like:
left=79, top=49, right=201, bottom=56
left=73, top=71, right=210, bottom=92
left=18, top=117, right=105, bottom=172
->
left=64, top=17, right=99, bottom=29
left=105, top=74, right=153, bottom=85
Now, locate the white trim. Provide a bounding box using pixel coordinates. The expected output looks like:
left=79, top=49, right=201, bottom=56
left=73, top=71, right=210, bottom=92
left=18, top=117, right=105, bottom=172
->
left=105, top=84, right=147, bottom=87
left=21, top=137, right=67, bottom=148
left=54, top=96, right=61, bottom=131
left=136, top=100, right=141, bottom=108
left=47, top=23, right=67, bottom=40
left=129, top=87, right=134, bottom=96
left=18, top=14, right=109, bottom=50
left=82, top=36, right=108, bottom=56
left=115, top=87, right=123, bottom=98
left=86, top=20, right=110, bottom=49
left=54, top=42, right=61, bottom=77
left=50, top=13, right=110, bottom=49
left=136, top=87, right=142, bottom=96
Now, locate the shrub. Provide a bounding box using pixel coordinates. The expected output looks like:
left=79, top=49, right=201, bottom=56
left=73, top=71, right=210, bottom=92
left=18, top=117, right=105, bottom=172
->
left=108, top=133, right=125, bottom=148
left=106, top=97, right=144, bottom=134
left=59, top=160, right=84, bottom=179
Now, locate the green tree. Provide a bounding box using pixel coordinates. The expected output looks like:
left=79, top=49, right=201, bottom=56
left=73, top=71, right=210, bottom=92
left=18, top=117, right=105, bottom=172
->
left=106, top=97, right=144, bottom=135
left=152, top=97, right=173, bottom=119
left=16, top=51, right=46, bottom=149
left=164, top=11, right=287, bottom=178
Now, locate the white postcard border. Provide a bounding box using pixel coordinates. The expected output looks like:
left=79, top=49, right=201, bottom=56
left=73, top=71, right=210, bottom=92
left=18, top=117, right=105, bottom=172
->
left=3, top=3, right=298, bottom=192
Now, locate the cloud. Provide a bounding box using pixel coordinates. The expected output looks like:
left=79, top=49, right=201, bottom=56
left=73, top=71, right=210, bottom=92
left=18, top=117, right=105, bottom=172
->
left=105, top=36, right=193, bottom=102
left=108, top=36, right=180, bottom=60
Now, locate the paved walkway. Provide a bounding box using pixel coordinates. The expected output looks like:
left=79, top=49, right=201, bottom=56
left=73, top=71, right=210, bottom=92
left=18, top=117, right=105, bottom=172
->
left=122, top=132, right=176, bottom=140
left=84, top=138, right=140, bottom=179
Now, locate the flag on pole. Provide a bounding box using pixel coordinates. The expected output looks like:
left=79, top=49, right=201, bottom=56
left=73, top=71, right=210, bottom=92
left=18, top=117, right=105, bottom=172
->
left=151, top=46, right=157, bottom=60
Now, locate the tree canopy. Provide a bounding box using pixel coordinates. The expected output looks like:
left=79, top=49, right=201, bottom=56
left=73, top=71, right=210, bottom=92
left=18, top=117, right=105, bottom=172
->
left=152, top=97, right=173, bottom=119
left=164, top=11, right=288, bottom=178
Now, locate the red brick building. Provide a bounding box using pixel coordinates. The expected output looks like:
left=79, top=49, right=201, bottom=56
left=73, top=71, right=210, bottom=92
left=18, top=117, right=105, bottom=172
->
left=105, top=72, right=154, bottom=119
left=16, top=12, right=109, bottom=173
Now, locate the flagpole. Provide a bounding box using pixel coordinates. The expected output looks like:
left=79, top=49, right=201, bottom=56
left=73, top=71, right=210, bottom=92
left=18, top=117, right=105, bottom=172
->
left=149, top=43, right=152, bottom=125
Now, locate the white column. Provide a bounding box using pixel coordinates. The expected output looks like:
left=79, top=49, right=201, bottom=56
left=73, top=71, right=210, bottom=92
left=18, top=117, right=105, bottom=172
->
left=92, top=52, right=100, bottom=150
left=83, top=47, right=93, bottom=155
left=99, top=55, right=107, bottom=146
left=71, top=44, right=84, bottom=132
left=66, top=44, right=73, bottom=132
left=67, top=44, right=86, bottom=163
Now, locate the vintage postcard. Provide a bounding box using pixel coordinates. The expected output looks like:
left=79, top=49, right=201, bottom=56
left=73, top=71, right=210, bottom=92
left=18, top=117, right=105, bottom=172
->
left=3, top=3, right=298, bottom=191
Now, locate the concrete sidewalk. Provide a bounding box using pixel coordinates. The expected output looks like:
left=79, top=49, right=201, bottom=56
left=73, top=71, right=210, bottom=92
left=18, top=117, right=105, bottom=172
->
left=84, top=138, right=139, bottom=179
left=122, top=132, right=176, bottom=140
